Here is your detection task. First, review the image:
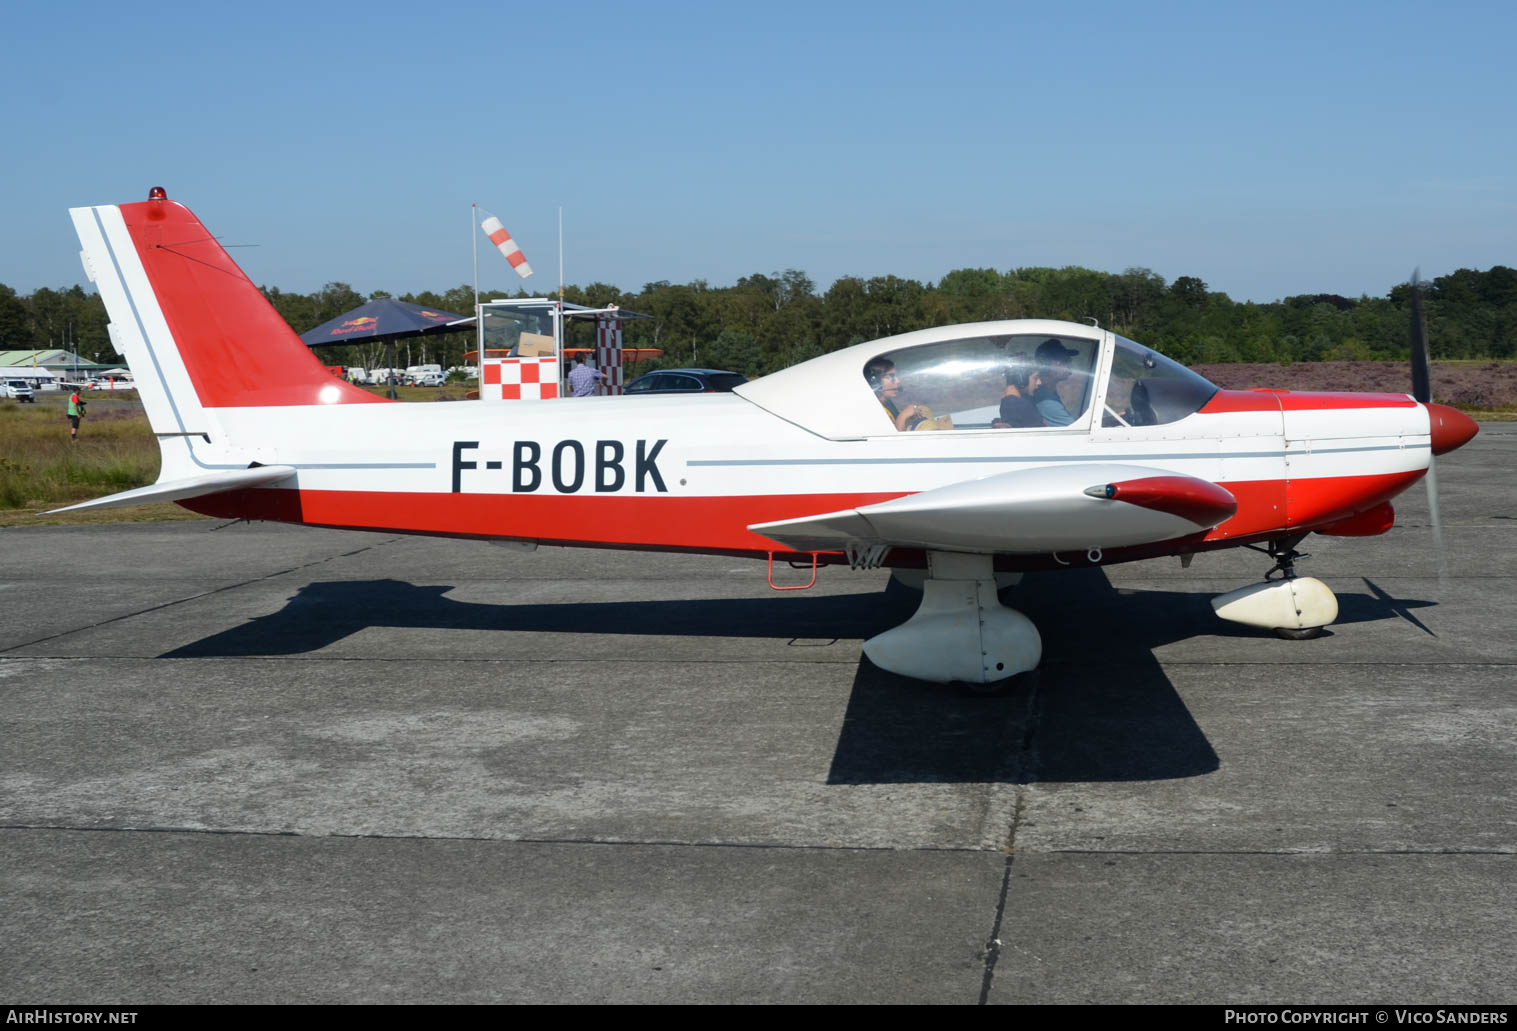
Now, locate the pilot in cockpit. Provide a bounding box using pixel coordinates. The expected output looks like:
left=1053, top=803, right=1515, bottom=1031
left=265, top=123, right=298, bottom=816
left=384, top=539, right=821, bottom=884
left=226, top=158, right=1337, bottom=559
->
left=865, top=357, right=952, bottom=431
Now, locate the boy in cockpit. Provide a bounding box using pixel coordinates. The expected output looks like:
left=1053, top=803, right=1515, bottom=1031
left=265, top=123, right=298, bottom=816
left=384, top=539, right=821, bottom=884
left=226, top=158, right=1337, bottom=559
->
left=864, top=358, right=952, bottom=431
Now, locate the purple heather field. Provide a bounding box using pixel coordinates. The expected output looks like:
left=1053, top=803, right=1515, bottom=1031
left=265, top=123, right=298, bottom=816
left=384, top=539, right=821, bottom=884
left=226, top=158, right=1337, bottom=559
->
left=1193, top=361, right=1517, bottom=410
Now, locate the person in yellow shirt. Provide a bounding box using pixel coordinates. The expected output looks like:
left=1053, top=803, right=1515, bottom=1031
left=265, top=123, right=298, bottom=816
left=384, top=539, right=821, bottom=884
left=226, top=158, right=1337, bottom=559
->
left=864, top=358, right=951, bottom=431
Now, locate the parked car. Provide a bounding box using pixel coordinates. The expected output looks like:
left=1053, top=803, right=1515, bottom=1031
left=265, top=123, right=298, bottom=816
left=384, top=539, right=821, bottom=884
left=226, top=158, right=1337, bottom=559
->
left=624, top=368, right=748, bottom=394
left=4, top=380, right=35, bottom=403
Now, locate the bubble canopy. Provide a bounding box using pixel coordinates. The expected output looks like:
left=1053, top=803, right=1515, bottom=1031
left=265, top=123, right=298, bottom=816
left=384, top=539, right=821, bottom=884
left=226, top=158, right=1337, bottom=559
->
left=733, top=320, right=1217, bottom=440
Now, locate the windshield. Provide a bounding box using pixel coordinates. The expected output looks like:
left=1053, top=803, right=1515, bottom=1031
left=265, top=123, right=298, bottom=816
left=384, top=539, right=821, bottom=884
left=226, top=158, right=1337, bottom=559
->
left=1101, top=336, right=1218, bottom=427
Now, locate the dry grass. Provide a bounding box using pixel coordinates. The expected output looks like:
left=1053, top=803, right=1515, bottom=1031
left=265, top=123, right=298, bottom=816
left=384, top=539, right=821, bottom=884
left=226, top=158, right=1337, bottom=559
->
left=0, top=396, right=165, bottom=517
left=0, top=387, right=471, bottom=527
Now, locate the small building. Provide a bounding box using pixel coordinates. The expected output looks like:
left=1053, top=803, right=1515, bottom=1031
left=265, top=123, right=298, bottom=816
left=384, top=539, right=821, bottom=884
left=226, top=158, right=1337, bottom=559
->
left=0, top=350, right=116, bottom=386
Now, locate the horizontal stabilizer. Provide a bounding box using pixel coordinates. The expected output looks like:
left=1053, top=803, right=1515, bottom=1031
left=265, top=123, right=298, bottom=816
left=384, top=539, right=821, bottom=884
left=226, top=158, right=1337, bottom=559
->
left=43, top=465, right=296, bottom=515
left=749, top=463, right=1235, bottom=554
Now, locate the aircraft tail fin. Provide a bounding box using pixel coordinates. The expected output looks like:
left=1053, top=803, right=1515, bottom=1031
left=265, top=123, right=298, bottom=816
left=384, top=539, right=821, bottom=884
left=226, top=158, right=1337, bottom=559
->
left=70, top=191, right=383, bottom=435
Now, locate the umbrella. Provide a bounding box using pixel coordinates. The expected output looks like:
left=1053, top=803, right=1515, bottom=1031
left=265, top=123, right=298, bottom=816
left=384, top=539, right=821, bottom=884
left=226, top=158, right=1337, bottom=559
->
left=300, top=298, right=468, bottom=399
left=299, top=298, right=467, bottom=346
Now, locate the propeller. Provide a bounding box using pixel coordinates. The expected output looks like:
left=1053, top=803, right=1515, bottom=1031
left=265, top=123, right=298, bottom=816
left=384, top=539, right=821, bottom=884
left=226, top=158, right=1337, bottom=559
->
left=1410, top=270, right=1447, bottom=584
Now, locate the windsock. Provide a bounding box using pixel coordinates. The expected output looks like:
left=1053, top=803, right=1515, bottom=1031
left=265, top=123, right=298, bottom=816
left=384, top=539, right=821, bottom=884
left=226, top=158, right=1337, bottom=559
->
left=478, top=206, right=533, bottom=279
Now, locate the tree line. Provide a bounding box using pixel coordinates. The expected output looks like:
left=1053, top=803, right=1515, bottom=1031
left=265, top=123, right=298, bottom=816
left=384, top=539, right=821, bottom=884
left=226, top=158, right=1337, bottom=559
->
left=3, top=264, right=1514, bottom=379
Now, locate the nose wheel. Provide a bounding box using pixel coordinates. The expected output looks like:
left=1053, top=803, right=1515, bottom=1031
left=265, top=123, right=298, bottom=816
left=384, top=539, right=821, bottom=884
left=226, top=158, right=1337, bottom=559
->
left=1213, top=534, right=1338, bottom=639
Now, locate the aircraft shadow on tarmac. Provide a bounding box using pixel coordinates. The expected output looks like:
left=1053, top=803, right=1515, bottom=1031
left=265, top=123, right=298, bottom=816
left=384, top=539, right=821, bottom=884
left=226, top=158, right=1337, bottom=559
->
left=161, top=570, right=1435, bottom=785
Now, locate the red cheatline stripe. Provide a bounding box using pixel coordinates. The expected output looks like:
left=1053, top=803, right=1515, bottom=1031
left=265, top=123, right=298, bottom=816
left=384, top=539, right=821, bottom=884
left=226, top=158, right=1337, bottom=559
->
left=175, top=470, right=1432, bottom=559
left=182, top=488, right=911, bottom=553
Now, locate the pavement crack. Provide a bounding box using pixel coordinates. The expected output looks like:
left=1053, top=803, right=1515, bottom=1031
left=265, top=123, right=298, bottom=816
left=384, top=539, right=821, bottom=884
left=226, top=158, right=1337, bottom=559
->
left=976, top=798, right=1026, bottom=1005
left=0, top=824, right=992, bottom=854
left=6, top=825, right=1507, bottom=857
left=977, top=674, right=1039, bottom=1004
left=977, top=853, right=1014, bottom=1005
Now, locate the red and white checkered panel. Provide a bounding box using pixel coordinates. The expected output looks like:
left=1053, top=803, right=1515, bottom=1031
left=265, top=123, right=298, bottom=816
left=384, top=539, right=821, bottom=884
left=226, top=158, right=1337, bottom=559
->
left=596, top=318, right=624, bottom=396
left=480, top=356, right=560, bottom=401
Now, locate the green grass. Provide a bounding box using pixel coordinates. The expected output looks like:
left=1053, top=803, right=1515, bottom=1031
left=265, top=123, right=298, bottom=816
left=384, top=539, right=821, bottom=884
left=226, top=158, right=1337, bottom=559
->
left=1462, top=406, right=1517, bottom=421
left=355, top=383, right=478, bottom=402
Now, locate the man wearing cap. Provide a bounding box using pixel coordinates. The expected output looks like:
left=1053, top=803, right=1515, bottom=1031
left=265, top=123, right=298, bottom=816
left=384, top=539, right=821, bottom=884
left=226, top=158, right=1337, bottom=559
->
left=1033, top=338, right=1079, bottom=426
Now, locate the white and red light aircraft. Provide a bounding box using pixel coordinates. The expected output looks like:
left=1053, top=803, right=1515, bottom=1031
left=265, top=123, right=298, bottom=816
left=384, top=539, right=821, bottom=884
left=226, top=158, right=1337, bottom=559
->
left=58, top=190, right=1480, bottom=687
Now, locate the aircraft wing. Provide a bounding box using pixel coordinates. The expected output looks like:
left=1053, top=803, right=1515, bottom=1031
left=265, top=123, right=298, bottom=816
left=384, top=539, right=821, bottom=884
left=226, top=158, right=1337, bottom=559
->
left=43, top=465, right=297, bottom=515
left=749, top=463, right=1236, bottom=554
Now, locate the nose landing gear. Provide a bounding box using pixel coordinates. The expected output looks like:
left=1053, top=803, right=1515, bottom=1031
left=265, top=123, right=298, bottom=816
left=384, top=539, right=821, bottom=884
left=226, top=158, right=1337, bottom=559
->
left=1212, top=533, right=1339, bottom=640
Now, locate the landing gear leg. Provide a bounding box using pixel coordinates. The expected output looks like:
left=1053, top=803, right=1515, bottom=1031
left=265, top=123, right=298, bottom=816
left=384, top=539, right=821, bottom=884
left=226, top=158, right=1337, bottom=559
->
left=1212, top=533, right=1338, bottom=638
left=1263, top=533, right=1310, bottom=582
left=864, top=552, right=1040, bottom=686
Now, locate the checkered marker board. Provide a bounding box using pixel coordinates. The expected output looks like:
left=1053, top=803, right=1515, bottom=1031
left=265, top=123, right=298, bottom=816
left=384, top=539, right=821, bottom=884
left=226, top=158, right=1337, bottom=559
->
left=480, top=356, right=560, bottom=401
left=596, top=318, right=624, bottom=395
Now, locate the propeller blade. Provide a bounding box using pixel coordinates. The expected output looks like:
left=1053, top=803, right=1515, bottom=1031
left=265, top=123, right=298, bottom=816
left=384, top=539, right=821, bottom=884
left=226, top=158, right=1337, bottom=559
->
left=1425, top=457, right=1449, bottom=591
left=1412, top=272, right=1449, bottom=588
left=1410, top=270, right=1432, bottom=404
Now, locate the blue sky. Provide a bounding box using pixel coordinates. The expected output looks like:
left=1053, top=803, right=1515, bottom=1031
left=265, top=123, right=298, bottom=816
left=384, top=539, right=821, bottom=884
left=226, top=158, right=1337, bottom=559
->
left=3, top=0, right=1512, bottom=304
